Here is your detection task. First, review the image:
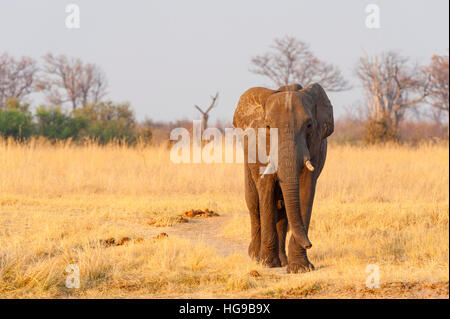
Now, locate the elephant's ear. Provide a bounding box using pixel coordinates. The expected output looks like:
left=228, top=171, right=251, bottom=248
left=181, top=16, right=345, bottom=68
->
left=302, top=83, right=334, bottom=139
left=233, top=87, right=275, bottom=129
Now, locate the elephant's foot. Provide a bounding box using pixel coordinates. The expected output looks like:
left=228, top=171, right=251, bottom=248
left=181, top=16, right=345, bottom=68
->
left=260, top=251, right=281, bottom=268
left=279, top=252, right=288, bottom=267
left=248, top=241, right=260, bottom=262
left=261, top=256, right=282, bottom=268
left=286, top=261, right=315, bottom=274
left=287, top=247, right=315, bottom=273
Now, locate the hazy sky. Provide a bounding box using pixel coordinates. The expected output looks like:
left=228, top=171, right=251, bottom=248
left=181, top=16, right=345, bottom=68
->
left=1, top=0, right=448, bottom=123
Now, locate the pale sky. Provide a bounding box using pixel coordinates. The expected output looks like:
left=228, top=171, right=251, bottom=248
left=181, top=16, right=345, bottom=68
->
left=1, top=0, right=448, bottom=122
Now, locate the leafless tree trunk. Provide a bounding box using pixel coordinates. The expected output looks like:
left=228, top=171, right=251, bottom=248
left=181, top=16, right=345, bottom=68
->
left=421, top=54, right=449, bottom=126
left=355, top=51, right=428, bottom=133
left=38, top=53, right=108, bottom=110
left=0, top=53, right=38, bottom=108
left=194, top=92, right=219, bottom=130
left=250, top=36, right=350, bottom=91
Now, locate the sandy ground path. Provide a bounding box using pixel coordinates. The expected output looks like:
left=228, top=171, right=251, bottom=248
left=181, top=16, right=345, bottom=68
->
left=142, top=214, right=249, bottom=257
left=138, top=213, right=292, bottom=278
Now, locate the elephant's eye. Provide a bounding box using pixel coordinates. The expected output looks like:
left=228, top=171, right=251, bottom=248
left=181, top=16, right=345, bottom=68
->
left=306, top=123, right=312, bottom=129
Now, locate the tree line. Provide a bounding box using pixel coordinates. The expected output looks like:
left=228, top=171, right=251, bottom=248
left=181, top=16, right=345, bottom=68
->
left=0, top=53, right=151, bottom=144
left=250, top=36, right=448, bottom=143
left=0, top=39, right=448, bottom=145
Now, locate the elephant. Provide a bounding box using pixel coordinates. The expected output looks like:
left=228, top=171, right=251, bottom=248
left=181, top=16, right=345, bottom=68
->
left=233, top=83, right=334, bottom=273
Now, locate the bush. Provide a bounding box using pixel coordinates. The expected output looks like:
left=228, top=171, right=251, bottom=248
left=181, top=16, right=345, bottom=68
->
left=74, top=101, right=139, bottom=144
left=330, top=118, right=365, bottom=145
left=363, top=116, right=399, bottom=144
left=35, top=106, right=88, bottom=140
left=0, top=109, right=34, bottom=140
left=1, top=100, right=152, bottom=145
left=2, top=98, right=30, bottom=113
left=399, top=120, right=449, bottom=144
left=135, top=126, right=153, bottom=145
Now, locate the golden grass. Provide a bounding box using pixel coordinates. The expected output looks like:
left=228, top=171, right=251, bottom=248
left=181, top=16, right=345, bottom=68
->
left=0, top=138, right=448, bottom=298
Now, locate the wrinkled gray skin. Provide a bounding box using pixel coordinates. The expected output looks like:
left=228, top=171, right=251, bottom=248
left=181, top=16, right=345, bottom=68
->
left=233, top=83, right=334, bottom=273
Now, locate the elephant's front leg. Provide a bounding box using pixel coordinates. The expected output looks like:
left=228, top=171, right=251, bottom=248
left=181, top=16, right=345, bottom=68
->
left=245, top=165, right=261, bottom=261
left=287, top=168, right=317, bottom=273
left=258, top=180, right=281, bottom=267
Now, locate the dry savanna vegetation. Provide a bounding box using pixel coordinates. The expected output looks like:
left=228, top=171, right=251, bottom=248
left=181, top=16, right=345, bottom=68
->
left=0, top=138, right=448, bottom=298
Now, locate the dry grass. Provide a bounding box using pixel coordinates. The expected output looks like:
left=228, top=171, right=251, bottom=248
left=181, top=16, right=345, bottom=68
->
left=0, top=138, right=448, bottom=298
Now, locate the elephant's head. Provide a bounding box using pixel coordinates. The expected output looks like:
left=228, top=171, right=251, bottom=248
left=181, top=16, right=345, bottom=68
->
left=233, top=83, right=334, bottom=249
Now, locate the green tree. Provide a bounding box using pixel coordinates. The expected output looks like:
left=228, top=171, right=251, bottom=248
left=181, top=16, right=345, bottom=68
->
left=0, top=109, right=34, bottom=140
left=35, top=106, right=87, bottom=140
left=3, top=98, right=30, bottom=113
left=74, top=101, right=138, bottom=144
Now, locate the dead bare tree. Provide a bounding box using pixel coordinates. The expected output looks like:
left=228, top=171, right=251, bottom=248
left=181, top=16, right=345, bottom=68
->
left=38, top=53, right=108, bottom=110
left=355, top=51, right=428, bottom=133
left=194, top=92, right=219, bottom=130
left=250, top=36, right=350, bottom=91
left=421, top=54, right=449, bottom=125
left=0, top=53, right=38, bottom=107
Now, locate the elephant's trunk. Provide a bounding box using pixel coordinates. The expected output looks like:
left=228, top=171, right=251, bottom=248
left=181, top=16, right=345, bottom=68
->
left=280, top=178, right=312, bottom=249
left=278, top=138, right=312, bottom=249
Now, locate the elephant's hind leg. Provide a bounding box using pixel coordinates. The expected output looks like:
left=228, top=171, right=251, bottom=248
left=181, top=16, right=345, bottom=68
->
left=275, top=182, right=288, bottom=266
left=245, top=164, right=261, bottom=262
left=276, top=211, right=288, bottom=267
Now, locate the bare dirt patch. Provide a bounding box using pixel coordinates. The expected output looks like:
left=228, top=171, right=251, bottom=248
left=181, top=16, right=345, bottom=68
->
left=145, top=214, right=247, bottom=257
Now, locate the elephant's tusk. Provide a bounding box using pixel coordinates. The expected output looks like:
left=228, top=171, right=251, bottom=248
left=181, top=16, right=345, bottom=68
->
left=305, top=160, right=315, bottom=171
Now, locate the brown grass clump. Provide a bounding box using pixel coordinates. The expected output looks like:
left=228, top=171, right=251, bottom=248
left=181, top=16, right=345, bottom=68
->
left=182, top=209, right=219, bottom=218
left=100, top=237, right=116, bottom=247
left=100, top=237, right=134, bottom=247
left=249, top=270, right=261, bottom=277
left=117, top=237, right=131, bottom=246
left=156, top=232, right=169, bottom=239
